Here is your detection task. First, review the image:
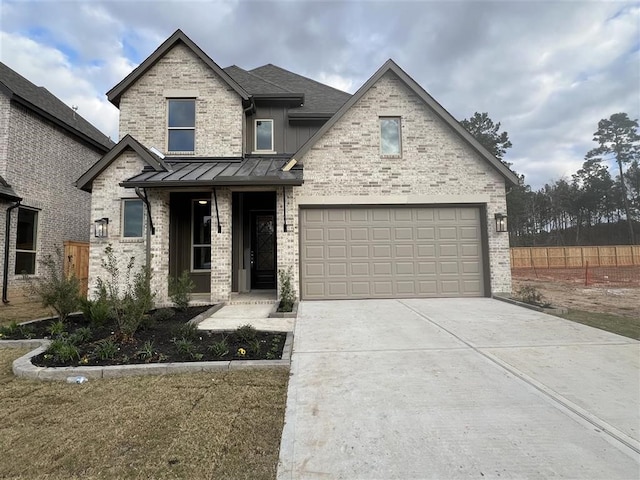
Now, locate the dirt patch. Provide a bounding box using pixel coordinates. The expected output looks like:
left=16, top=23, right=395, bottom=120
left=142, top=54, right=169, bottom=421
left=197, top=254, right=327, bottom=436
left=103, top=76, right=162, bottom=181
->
left=512, top=274, right=640, bottom=319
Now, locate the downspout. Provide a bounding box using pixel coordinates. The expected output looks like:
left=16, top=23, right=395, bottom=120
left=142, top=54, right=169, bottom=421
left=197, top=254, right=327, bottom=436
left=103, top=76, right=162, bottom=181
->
left=135, top=187, right=155, bottom=270
left=2, top=200, right=22, bottom=304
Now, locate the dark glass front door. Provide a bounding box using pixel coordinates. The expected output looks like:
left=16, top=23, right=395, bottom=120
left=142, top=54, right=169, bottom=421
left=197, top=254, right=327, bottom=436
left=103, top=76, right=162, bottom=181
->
left=251, top=212, right=276, bottom=289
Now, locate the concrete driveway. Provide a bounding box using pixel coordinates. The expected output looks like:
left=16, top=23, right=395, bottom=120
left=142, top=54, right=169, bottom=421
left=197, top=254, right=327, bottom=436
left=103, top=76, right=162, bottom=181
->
left=277, top=298, right=640, bottom=479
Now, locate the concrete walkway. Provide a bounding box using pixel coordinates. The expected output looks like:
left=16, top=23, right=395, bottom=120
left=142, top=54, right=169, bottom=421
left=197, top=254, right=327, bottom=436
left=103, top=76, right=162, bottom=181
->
left=277, top=298, right=640, bottom=479
left=197, top=304, right=294, bottom=332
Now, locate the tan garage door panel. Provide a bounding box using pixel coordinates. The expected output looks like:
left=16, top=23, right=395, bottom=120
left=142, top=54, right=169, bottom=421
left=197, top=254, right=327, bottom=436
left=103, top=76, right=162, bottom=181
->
left=300, top=206, right=484, bottom=300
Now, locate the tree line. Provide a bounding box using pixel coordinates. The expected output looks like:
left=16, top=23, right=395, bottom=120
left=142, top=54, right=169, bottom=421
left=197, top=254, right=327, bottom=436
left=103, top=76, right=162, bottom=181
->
left=460, top=112, right=640, bottom=246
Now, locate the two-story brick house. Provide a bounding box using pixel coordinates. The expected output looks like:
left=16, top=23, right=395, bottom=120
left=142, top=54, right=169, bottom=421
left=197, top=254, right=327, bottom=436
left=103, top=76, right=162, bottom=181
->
left=77, top=30, right=518, bottom=305
left=0, top=62, right=113, bottom=305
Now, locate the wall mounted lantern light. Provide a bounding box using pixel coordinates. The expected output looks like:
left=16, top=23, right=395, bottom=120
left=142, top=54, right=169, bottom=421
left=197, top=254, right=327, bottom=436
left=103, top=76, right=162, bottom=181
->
left=494, top=213, right=507, bottom=233
left=94, top=218, right=109, bottom=238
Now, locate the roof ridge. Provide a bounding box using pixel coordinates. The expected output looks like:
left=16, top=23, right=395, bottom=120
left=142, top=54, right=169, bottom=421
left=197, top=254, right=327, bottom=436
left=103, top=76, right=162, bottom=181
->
left=240, top=67, right=295, bottom=93
left=251, top=63, right=350, bottom=95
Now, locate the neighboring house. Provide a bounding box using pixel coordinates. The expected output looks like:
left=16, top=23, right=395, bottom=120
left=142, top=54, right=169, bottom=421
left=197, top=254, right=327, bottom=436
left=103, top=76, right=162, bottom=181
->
left=0, top=62, right=113, bottom=305
left=77, top=30, right=519, bottom=305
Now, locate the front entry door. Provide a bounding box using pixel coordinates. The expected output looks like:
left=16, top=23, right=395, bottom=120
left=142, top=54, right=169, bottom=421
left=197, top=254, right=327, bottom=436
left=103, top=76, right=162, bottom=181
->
left=251, top=212, right=276, bottom=289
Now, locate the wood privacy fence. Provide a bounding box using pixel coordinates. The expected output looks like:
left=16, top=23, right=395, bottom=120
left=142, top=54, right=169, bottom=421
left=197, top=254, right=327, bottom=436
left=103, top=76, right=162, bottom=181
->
left=511, top=245, right=640, bottom=269
left=63, top=241, right=89, bottom=297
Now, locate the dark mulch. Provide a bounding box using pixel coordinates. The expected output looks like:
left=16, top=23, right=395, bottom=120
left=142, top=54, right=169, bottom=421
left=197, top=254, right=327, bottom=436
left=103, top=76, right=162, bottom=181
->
left=0, top=306, right=287, bottom=367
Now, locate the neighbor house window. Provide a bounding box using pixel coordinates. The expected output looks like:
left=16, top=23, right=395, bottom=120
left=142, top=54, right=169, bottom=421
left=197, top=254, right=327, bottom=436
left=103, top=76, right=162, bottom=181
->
left=255, top=119, right=274, bottom=152
left=168, top=99, right=195, bottom=152
left=192, top=200, right=211, bottom=271
left=122, top=199, right=144, bottom=238
left=380, top=117, right=401, bottom=156
left=15, top=207, right=38, bottom=274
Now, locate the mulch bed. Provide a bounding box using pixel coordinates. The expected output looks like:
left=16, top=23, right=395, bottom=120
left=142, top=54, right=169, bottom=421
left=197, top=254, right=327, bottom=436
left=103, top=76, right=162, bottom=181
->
left=0, top=306, right=287, bottom=367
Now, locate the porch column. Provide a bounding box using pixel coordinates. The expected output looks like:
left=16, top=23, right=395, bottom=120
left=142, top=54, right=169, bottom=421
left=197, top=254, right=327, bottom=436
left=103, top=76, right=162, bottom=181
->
left=148, top=189, right=170, bottom=304
left=211, top=187, right=232, bottom=302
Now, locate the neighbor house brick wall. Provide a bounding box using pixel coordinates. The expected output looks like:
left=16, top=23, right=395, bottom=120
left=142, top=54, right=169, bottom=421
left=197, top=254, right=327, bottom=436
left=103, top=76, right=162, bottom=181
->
left=0, top=102, right=103, bottom=297
left=88, top=151, right=147, bottom=298
left=282, top=71, right=512, bottom=295
left=118, top=43, right=244, bottom=157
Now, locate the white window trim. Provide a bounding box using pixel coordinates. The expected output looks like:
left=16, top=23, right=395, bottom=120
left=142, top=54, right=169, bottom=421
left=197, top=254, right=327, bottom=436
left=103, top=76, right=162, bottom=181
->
left=191, top=199, right=212, bottom=272
left=253, top=119, right=275, bottom=153
left=14, top=206, right=39, bottom=276
left=167, top=98, right=196, bottom=154
left=380, top=116, right=402, bottom=158
left=121, top=198, right=145, bottom=239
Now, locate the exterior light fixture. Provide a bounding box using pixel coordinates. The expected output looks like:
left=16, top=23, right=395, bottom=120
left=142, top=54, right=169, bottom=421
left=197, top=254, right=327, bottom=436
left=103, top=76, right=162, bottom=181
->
left=94, top=218, right=109, bottom=238
left=198, top=200, right=208, bottom=205
left=494, top=213, right=507, bottom=233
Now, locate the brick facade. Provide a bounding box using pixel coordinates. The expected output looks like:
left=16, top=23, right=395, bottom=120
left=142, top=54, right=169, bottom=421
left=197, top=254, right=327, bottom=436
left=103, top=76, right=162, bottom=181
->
left=118, top=43, right=243, bottom=156
left=0, top=100, right=105, bottom=301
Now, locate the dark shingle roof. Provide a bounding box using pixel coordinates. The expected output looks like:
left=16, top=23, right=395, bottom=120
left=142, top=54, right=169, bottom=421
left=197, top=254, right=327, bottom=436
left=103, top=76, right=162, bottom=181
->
left=0, top=62, right=113, bottom=151
left=224, top=65, right=293, bottom=96
left=0, top=174, right=21, bottom=201
left=248, top=64, right=351, bottom=117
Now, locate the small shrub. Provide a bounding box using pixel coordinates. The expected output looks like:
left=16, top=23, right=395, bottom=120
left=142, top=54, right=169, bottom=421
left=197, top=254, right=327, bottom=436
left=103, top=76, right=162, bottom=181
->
left=248, top=339, right=263, bottom=356
left=25, top=246, right=80, bottom=323
left=277, top=267, right=296, bottom=312
left=208, top=339, right=229, bottom=358
left=169, top=270, right=195, bottom=311
left=47, top=320, right=66, bottom=338
left=0, top=322, right=35, bottom=340
left=72, top=327, right=93, bottom=344
left=173, top=322, right=199, bottom=341
left=80, top=297, right=113, bottom=327
left=515, top=285, right=547, bottom=306
left=47, top=338, right=80, bottom=363
left=136, top=340, right=156, bottom=362
left=93, top=339, right=118, bottom=360
left=172, top=337, right=196, bottom=357
left=151, top=308, right=175, bottom=322
left=235, top=324, right=257, bottom=343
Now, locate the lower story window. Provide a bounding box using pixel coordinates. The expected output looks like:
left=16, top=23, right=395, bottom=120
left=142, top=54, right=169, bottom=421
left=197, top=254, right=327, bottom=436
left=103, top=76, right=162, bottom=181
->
left=15, top=207, right=38, bottom=274
left=123, top=199, right=144, bottom=238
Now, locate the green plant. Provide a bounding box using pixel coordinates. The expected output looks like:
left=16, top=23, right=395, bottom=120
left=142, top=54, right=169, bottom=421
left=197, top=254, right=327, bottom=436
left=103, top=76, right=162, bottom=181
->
left=136, top=340, right=156, bottom=362
left=208, top=339, right=229, bottom=358
left=515, top=285, right=548, bottom=306
left=25, top=246, right=80, bottom=323
left=172, top=337, right=196, bottom=357
left=169, top=270, right=195, bottom=311
left=235, top=324, right=257, bottom=343
left=80, top=297, right=113, bottom=327
left=152, top=308, right=175, bottom=322
left=93, top=339, right=118, bottom=360
left=47, top=320, right=66, bottom=338
left=47, top=338, right=80, bottom=363
left=173, top=322, right=199, bottom=341
left=95, top=244, right=155, bottom=339
left=277, top=267, right=295, bottom=312
left=248, top=339, right=263, bottom=356
left=72, top=327, right=93, bottom=344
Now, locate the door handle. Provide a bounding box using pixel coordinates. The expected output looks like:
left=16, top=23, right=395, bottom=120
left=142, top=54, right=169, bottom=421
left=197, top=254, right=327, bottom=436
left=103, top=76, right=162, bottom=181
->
left=250, top=250, right=255, bottom=267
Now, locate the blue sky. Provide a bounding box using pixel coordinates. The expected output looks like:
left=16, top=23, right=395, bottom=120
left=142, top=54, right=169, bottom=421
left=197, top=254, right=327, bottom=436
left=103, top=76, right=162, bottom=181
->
left=1, top=0, right=638, bottom=190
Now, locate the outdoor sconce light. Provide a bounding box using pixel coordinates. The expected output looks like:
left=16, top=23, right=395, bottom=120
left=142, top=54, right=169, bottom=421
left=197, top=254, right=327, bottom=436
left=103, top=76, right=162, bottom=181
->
left=94, top=218, right=109, bottom=238
left=494, top=213, right=507, bottom=233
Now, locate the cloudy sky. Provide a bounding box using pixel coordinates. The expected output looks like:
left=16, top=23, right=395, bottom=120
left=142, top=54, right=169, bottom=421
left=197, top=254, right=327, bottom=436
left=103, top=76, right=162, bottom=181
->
left=1, top=0, right=638, bottom=190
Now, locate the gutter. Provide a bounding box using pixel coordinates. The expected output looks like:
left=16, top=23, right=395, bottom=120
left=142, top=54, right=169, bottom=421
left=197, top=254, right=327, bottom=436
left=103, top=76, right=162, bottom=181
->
left=2, top=199, right=22, bottom=304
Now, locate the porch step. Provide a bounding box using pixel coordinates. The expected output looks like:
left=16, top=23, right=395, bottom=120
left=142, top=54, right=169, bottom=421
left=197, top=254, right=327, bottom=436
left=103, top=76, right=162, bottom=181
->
left=197, top=302, right=293, bottom=332
left=228, top=290, right=277, bottom=305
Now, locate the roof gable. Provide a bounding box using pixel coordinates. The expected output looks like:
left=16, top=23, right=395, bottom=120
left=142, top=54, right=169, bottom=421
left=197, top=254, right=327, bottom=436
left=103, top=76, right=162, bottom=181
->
left=107, top=30, right=250, bottom=107
left=0, top=62, right=113, bottom=151
left=0, top=174, right=21, bottom=201
left=292, top=59, right=519, bottom=186
left=76, top=134, right=169, bottom=192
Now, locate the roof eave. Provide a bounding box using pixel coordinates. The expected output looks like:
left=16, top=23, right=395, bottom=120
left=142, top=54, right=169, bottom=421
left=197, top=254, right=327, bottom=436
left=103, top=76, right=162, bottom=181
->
left=120, top=177, right=303, bottom=188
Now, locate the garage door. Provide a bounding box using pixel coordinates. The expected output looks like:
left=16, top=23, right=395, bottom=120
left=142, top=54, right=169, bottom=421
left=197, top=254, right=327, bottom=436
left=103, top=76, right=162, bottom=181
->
left=300, top=206, right=484, bottom=299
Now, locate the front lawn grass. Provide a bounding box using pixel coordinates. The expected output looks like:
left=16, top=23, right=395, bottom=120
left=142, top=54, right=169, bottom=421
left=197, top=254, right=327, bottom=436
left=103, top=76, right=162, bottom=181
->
left=555, top=309, right=640, bottom=341
left=0, top=348, right=288, bottom=480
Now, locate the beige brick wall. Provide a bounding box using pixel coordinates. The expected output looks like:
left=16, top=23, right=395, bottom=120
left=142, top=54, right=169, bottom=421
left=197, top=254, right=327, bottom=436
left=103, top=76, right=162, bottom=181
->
left=118, top=43, right=244, bottom=157
left=282, top=71, right=512, bottom=295
left=1, top=102, right=103, bottom=298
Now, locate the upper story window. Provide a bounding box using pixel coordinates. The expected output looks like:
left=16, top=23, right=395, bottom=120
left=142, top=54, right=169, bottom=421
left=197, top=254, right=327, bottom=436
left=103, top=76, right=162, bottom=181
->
left=255, top=119, right=274, bottom=152
left=15, top=207, right=38, bottom=275
left=122, top=199, right=144, bottom=238
left=380, top=117, right=402, bottom=157
left=168, top=99, right=195, bottom=152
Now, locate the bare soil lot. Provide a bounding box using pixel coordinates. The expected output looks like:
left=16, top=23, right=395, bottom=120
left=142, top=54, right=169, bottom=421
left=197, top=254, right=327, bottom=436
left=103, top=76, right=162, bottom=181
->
left=512, top=271, right=640, bottom=320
